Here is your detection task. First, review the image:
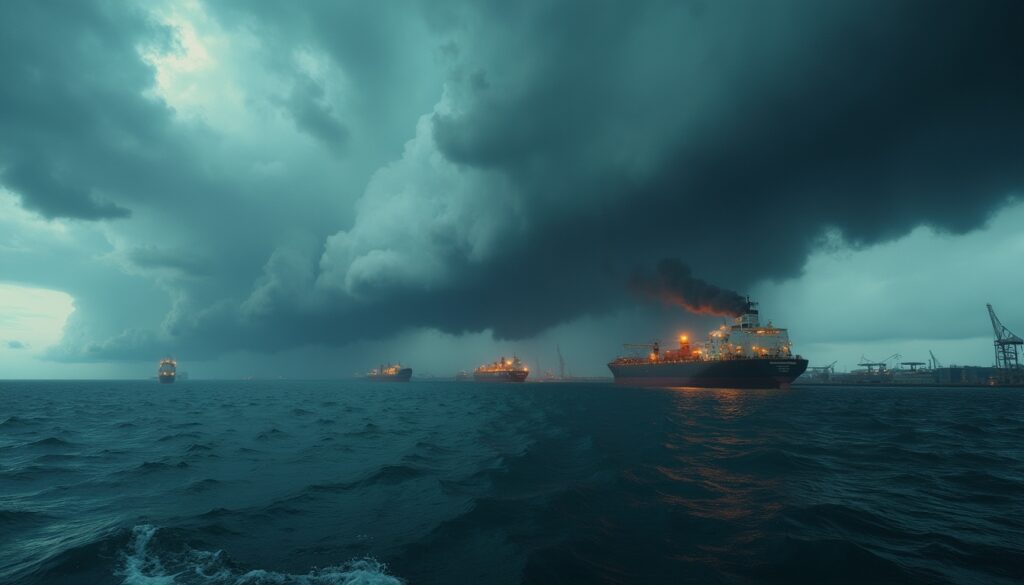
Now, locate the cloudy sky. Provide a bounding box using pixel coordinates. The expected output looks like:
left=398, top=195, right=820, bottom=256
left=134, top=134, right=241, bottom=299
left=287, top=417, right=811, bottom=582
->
left=1, top=0, right=1022, bottom=379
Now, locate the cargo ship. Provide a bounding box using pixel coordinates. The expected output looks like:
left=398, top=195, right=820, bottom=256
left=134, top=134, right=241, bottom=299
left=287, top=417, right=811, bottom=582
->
left=366, top=363, right=412, bottom=382
left=158, top=358, right=177, bottom=384
left=474, top=355, right=529, bottom=382
left=608, top=300, right=807, bottom=388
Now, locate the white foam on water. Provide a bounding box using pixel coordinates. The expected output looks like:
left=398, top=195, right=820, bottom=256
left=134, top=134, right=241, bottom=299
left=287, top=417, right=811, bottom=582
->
left=119, top=525, right=404, bottom=585
left=121, top=525, right=177, bottom=585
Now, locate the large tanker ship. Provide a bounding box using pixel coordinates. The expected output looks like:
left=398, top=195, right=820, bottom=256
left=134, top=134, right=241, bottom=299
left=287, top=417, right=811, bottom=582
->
left=366, top=363, right=413, bottom=382
left=608, top=300, right=807, bottom=389
left=158, top=358, right=177, bottom=384
left=474, top=356, right=529, bottom=382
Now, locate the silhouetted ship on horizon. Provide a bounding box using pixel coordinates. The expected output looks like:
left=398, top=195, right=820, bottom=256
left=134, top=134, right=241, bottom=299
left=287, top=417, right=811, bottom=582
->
left=366, top=363, right=413, bottom=382
left=608, top=299, right=808, bottom=389
left=474, top=355, right=529, bottom=383
left=158, top=358, right=177, bottom=384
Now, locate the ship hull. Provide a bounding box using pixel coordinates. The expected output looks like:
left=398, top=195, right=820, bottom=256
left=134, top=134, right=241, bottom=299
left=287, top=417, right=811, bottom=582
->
left=473, top=370, right=529, bottom=383
left=158, top=375, right=175, bottom=384
left=368, top=368, right=412, bottom=382
left=608, top=358, right=808, bottom=389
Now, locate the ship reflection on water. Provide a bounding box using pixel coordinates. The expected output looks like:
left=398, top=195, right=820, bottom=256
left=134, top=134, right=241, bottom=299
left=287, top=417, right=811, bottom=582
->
left=655, top=389, right=785, bottom=526
left=599, top=386, right=797, bottom=580
left=666, top=386, right=779, bottom=420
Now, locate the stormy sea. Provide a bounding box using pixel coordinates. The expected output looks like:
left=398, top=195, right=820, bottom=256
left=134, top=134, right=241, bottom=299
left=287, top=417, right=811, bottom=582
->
left=1, top=381, right=1021, bottom=585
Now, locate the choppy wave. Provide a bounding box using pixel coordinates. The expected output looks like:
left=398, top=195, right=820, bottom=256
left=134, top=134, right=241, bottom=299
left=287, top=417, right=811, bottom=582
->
left=308, top=465, right=427, bottom=494
left=0, top=508, right=52, bottom=527
left=1, top=380, right=1022, bottom=585
left=255, top=428, right=289, bottom=441
left=118, top=525, right=403, bottom=585
left=1, top=415, right=41, bottom=427
left=134, top=461, right=190, bottom=474
left=158, top=432, right=202, bottom=443
left=26, top=437, right=77, bottom=448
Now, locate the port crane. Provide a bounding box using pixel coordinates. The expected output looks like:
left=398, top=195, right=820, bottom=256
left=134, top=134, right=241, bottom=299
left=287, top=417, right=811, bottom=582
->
left=928, top=350, right=942, bottom=370
left=807, top=361, right=837, bottom=374
left=856, top=360, right=886, bottom=373
left=557, top=344, right=566, bottom=380
left=807, top=361, right=837, bottom=380
left=987, top=303, right=1022, bottom=372
left=858, top=353, right=899, bottom=373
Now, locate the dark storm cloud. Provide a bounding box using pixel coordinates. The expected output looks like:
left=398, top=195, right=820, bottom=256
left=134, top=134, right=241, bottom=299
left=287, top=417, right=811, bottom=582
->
left=127, top=246, right=211, bottom=277
left=260, top=0, right=1019, bottom=347
left=10, top=0, right=1024, bottom=362
left=1, top=160, right=131, bottom=220
left=285, top=76, right=350, bottom=153
left=0, top=0, right=397, bottom=365
left=159, top=0, right=1024, bottom=356
left=0, top=1, right=173, bottom=219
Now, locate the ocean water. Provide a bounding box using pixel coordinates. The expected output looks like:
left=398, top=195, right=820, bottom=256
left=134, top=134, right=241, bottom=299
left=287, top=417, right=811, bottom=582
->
left=0, top=381, right=1022, bottom=585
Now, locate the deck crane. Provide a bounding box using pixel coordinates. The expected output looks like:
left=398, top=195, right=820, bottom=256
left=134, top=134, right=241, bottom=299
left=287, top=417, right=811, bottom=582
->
left=987, top=303, right=1022, bottom=372
left=623, top=342, right=660, bottom=360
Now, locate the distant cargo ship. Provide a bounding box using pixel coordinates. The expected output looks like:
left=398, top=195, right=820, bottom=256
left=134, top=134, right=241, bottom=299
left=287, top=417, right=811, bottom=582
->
left=366, top=363, right=412, bottom=382
left=474, top=356, right=529, bottom=382
left=158, top=358, right=177, bottom=384
left=608, top=300, right=807, bottom=389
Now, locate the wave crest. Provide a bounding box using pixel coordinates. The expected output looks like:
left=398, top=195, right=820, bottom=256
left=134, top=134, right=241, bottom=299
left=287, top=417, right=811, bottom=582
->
left=119, top=525, right=404, bottom=585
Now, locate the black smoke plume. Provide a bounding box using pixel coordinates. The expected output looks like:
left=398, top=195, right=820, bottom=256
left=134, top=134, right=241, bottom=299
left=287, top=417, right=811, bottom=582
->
left=633, top=258, right=749, bottom=317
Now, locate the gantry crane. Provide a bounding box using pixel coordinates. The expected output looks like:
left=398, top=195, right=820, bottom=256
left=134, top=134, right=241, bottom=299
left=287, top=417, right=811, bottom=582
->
left=807, top=360, right=837, bottom=380
left=808, top=360, right=837, bottom=373
left=858, top=353, right=899, bottom=373
left=987, top=303, right=1022, bottom=372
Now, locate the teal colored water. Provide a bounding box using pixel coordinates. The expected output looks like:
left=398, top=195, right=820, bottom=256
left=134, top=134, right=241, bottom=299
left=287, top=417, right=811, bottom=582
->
left=1, top=381, right=1022, bottom=584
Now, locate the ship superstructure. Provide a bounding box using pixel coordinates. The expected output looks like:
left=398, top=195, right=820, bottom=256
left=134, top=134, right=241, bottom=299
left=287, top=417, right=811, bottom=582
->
left=366, top=363, right=413, bottom=382
left=608, top=300, right=807, bottom=388
left=158, top=358, right=177, bottom=384
left=474, top=355, right=529, bottom=383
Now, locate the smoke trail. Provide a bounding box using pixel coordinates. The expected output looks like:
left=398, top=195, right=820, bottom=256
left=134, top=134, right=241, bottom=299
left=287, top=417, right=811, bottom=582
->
left=632, top=258, right=749, bottom=317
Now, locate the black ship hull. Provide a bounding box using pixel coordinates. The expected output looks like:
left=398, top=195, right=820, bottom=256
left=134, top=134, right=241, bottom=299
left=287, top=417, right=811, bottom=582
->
left=607, top=358, right=808, bottom=389
left=473, top=370, right=529, bottom=383
left=158, top=375, right=175, bottom=384
left=368, top=368, right=413, bottom=382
